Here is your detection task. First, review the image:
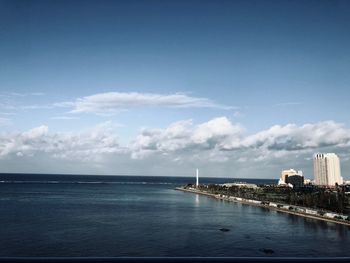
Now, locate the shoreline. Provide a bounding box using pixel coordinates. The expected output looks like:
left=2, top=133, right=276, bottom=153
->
left=176, top=187, right=350, bottom=227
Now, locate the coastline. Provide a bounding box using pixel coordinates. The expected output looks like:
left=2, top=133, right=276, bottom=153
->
left=176, top=187, right=350, bottom=227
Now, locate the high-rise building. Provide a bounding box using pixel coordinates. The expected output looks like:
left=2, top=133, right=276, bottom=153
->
left=280, top=169, right=303, bottom=183
left=286, top=175, right=304, bottom=188
left=313, top=153, right=343, bottom=186
left=278, top=169, right=303, bottom=187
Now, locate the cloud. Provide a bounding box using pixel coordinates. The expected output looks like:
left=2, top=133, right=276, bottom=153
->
left=0, top=92, right=45, bottom=97
left=22, top=125, right=49, bottom=139
left=52, top=101, right=75, bottom=108
left=0, top=102, right=16, bottom=110
left=68, top=92, right=234, bottom=114
left=1, top=92, right=234, bottom=119
left=0, top=112, right=16, bottom=116
left=50, top=116, right=79, bottom=120
left=20, top=105, right=55, bottom=110
left=273, top=102, right=302, bottom=107
left=130, top=117, right=244, bottom=159
left=237, top=121, right=350, bottom=151
left=130, top=118, right=350, bottom=164
left=0, top=122, right=125, bottom=161
left=0, top=92, right=49, bottom=112
left=0, top=118, right=349, bottom=178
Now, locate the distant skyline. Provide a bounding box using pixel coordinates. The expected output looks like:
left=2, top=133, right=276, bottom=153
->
left=1, top=0, right=350, bottom=179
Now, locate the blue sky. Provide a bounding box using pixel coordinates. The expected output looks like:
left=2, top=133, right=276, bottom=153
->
left=0, top=0, right=350, bottom=179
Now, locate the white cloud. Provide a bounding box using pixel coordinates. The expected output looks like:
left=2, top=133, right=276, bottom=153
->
left=0, top=102, right=16, bottom=110
left=0, top=118, right=349, bottom=178
left=1, top=92, right=234, bottom=120
left=22, top=125, right=49, bottom=139
left=130, top=119, right=350, bottom=165
left=0, top=112, right=16, bottom=116
left=192, top=117, right=243, bottom=144
left=52, top=101, right=75, bottom=108
left=0, top=122, right=125, bottom=161
left=238, top=121, right=350, bottom=151
left=130, top=117, right=244, bottom=159
left=1, top=92, right=45, bottom=97
left=50, top=116, right=79, bottom=120
left=273, top=102, right=302, bottom=107
left=20, top=105, right=54, bottom=110
left=68, top=92, right=234, bottom=114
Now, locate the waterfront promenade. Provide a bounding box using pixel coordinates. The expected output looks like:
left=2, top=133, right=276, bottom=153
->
left=176, top=187, right=350, bottom=226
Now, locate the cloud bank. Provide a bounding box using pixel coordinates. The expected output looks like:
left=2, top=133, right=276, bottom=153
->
left=0, top=118, right=349, bottom=178
left=0, top=122, right=125, bottom=162
left=130, top=117, right=244, bottom=159
left=130, top=118, right=350, bottom=163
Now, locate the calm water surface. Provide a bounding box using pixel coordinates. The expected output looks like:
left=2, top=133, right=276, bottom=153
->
left=0, top=174, right=349, bottom=257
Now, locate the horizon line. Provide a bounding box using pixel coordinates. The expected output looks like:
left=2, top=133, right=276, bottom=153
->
left=0, top=172, right=277, bottom=180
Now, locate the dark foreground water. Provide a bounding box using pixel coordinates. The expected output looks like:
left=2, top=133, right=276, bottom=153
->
left=0, top=174, right=349, bottom=257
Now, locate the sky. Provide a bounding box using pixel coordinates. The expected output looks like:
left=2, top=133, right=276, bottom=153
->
left=0, top=0, right=350, bottom=179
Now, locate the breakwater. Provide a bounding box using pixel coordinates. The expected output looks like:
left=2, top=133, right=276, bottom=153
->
left=176, top=186, right=350, bottom=226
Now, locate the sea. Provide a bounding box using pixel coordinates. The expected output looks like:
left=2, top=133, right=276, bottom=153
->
left=0, top=173, right=349, bottom=257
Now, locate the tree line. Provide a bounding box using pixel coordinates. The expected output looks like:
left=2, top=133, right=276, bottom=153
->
left=190, top=184, right=350, bottom=214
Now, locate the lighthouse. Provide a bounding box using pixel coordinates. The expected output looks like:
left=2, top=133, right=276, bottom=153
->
left=196, top=168, right=199, bottom=187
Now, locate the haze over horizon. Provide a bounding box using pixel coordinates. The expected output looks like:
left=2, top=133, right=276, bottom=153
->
left=1, top=0, right=350, bottom=179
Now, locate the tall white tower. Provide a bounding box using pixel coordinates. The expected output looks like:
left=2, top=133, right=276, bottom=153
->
left=196, top=168, right=199, bottom=187
left=314, top=153, right=343, bottom=186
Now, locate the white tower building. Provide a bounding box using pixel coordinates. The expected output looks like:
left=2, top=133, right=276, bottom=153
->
left=196, top=168, right=199, bottom=187
left=314, top=153, right=343, bottom=186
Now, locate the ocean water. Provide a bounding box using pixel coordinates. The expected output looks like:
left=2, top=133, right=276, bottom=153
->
left=0, top=174, right=349, bottom=257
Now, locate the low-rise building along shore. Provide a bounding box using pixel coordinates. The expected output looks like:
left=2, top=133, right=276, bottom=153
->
left=176, top=186, right=350, bottom=226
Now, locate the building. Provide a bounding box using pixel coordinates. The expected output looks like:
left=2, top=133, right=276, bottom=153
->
left=278, top=169, right=303, bottom=187
left=314, top=153, right=343, bottom=186
left=286, top=175, right=304, bottom=188
left=280, top=169, right=303, bottom=183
